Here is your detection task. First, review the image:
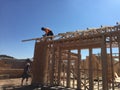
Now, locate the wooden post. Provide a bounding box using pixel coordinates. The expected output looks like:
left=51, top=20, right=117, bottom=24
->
left=96, top=63, right=100, bottom=90
left=50, top=43, right=56, bottom=85
left=77, top=49, right=81, bottom=89
left=62, top=63, right=66, bottom=86
left=118, top=36, right=120, bottom=74
left=58, top=47, right=62, bottom=85
left=101, top=34, right=108, bottom=90
left=89, top=48, right=93, bottom=90
left=67, top=50, right=71, bottom=87
left=110, top=36, right=114, bottom=90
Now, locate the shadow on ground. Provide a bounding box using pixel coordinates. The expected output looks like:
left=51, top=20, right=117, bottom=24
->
left=1, top=85, right=38, bottom=90
left=1, top=84, right=72, bottom=90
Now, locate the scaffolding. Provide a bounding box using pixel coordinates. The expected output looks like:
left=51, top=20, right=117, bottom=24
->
left=24, top=23, right=120, bottom=90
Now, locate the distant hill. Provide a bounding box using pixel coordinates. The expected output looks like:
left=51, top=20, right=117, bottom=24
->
left=0, top=55, right=14, bottom=60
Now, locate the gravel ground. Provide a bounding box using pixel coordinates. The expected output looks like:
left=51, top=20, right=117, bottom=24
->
left=0, top=78, right=32, bottom=90
left=0, top=78, right=120, bottom=90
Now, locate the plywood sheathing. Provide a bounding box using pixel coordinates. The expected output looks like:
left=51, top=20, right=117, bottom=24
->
left=32, top=41, right=49, bottom=84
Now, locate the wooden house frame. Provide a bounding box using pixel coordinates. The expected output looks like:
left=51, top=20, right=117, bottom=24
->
left=23, top=23, right=120, bottom=90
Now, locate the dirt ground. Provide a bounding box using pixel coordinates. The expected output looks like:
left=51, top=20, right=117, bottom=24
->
left=0, top=78, right=33, bottom=90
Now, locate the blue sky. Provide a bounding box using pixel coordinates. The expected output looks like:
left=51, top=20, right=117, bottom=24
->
left=0, top=0, right=120, bottom=59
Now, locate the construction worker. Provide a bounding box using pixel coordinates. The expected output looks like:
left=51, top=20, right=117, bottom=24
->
left=41, top=27, right=54, bottom=37
left=21, top=60, right=31, bottom=86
